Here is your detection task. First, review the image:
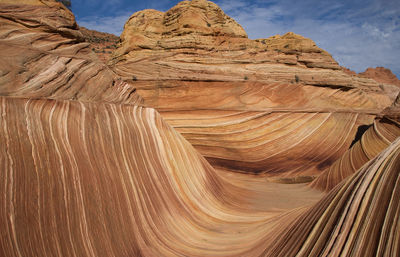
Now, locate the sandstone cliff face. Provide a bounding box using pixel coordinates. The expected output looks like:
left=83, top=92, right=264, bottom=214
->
left=111, top=0, right=397, bottom=177
left=1, top=1, right=400, bottom=257
left=360, top=67, right=400, bottom=87
left=79, top=26, right=119, bottom=63
left=0, top=0, right=141, bottom=105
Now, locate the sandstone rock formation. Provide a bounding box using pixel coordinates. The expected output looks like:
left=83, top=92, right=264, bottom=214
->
left=1, top=0, right=400, bottom=256
left=342, top=66, right=400, bottom=100
left=79, top=26, right=119, bottom=63
left=310, top=102, right=400, bottom=191
left=0, top=0, right=141, bottom=105
left=266, top=137, right=400, bottom=256
left=360, top=67, right=400, bottom=87
left=110, top=0, right=398, bottom=178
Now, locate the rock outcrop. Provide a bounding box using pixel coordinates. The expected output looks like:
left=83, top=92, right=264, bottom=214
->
left=265, top=137, right=400, bottom=256
left=360, top=67, right=400, bottom=87
left=110, top=0, right=397, bottom=178
left=0, top=0, right=141, bottom=105
left=79, top=26, right=119, bottom=63
left=1, top=1, right=400, bottom=256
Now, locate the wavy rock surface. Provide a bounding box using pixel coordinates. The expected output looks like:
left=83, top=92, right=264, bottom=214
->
left=265, top=137, right=400, bottom=257
left=0, top=0, right=141, bottom=105
left=1, top=1, right=400, bottom=256
left=0, top=95, right=326, bottom=256
left=310, top=117, right=400, bottom=191
left=311, top=94, right=400, bottom=191
left=110, top=0, right=395, bottom=177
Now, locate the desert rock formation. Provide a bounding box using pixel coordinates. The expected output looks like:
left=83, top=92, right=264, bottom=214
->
left=0, top=0, right=141, bottom=105
left=79, top=26, right=119, bottom=63
left=110, top=0, right=398, bottom=178
left=360, top=67, right=400, bottom=87
left=1, top=0, right=400, bottom=256
left=310, top=98, right=400, bottom=191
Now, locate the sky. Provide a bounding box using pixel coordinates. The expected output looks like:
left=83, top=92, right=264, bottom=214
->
left=72, top=0, right=400, bottom=77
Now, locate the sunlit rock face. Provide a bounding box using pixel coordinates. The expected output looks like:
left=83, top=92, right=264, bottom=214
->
left=1, top=1, right=400, bottom=257
left=110, top=0, right=397, bottom=178
left=360, top=67, right=400, bottom=88
left=0, top=0, right=141, bottom=105
left=265, top=137, right=400, bottom=257
left=310, top=99, right=400, bottom=191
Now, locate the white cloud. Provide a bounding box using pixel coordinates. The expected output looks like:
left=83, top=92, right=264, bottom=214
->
left=214, top=0, right=400, bottom=77
left=77, top=13, right=132, bottom=36
left=75, top=0, right=400, bottom=77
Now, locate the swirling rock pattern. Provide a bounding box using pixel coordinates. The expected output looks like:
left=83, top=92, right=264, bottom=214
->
left=310, top=117, right=400, bottom=191
left=0, top=0, right=142, bottom=105
left=2, top=96, right=289, bottom=256
left=1, top=0, right=400, bottom=256
left=161, top=109, right=375, bottom=177
left=264, top=137, right=400, bottom=257
left=110, top=0, right=398, bottom=177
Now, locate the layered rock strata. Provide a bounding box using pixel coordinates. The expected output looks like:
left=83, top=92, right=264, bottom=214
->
left=0, top=0, right=141, bottom=105
left=1, top=1, right=400, bottom=257
left=311, top=93, right=400, bottom=191
left=110, top=0, right=397, bottom=177
left=265, top=137, right=400, bottom=257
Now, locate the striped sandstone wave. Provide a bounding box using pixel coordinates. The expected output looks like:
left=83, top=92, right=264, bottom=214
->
left=161, top=109, right=374, bottom=177
left=0, top=96, right=322, bottom=256
left=1, top=1, right=400, bottom=256
left=310, top=116, right=400, bottom=191
left=264, top=137, right=400, bottom=257
left=1, top=97, right=399, bottom=256
left=111, top=0, right=397, bottom=176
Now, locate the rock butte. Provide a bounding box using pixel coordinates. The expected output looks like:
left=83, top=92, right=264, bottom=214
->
left=110, top=0, right=399, bottom=178
left=0, top=0, right=400, bottom=256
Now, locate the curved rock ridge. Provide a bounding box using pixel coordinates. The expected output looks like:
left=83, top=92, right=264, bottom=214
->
left=0, top=0, right=142, bottom=105
left=1, top=1, right=400, bottom=256
left=110, top=0, right=397, bottom=176
left=310, top=93, right=400, bottom=191
left=162, top=109, right=375, bottom=176
left=0, top=96, right=323, bottom=257
left=310, top=118, right=400, bottom=191
left=264, top=137, right=400, bottom=257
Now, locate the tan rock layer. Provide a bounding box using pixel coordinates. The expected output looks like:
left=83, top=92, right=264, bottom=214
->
left=264, top=138, right=400, bottom=257
left=0, top=96, right=320, bottom=257
left=0, top=2, right=142, bottom=105
left=310, top=118, right=400, bottom=191
left=161, top=109, right=375, bottom=177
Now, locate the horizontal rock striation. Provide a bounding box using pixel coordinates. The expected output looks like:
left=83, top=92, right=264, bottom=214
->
left=110, top=0, right=396, bottom=176
left=1, top=1, right=400, bottom=256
